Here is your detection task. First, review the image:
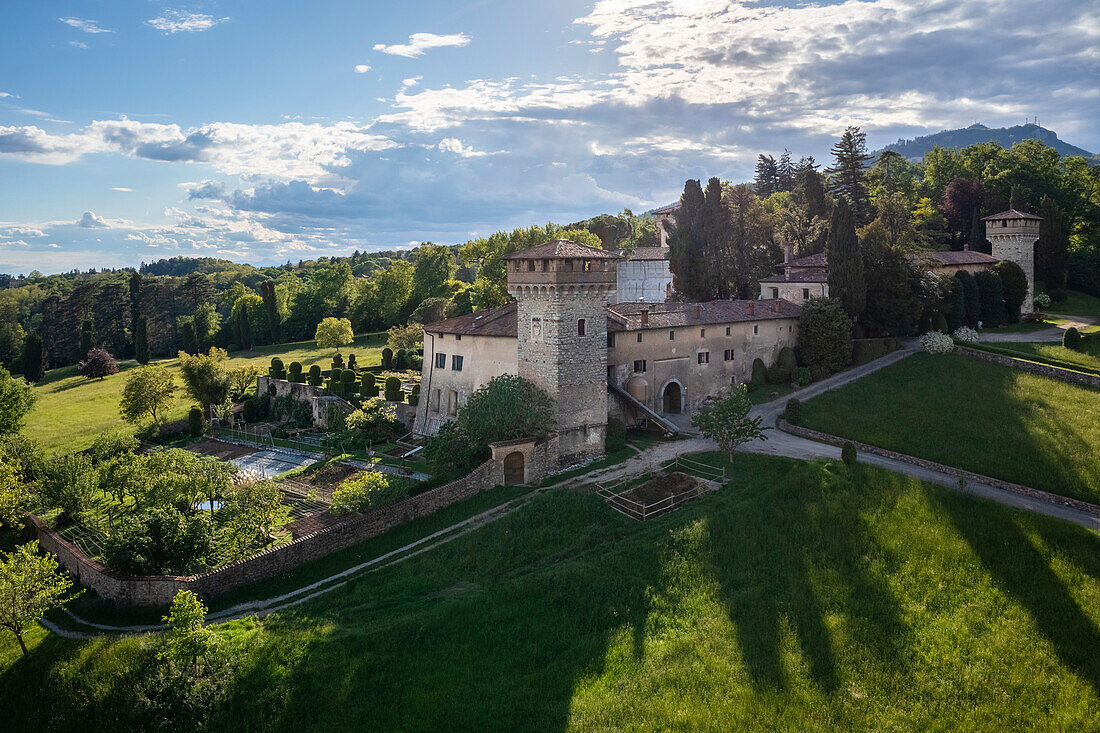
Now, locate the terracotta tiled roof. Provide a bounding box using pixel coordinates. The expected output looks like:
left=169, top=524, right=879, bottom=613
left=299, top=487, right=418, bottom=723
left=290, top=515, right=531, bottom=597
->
left=759, top=268, right=828, bottom=283
left=423, top=302, right=517, bottom=337
left=608, top=300, right=801, bottom=331
left=627, top=247, right=669, bottom=261
left=503, top=239, right=620, bottom=260
left=784, top=252, right=827, bottom=268
left=982, top=209, right=1042, bottom=221
left=915, top=250, right=998, bottom=266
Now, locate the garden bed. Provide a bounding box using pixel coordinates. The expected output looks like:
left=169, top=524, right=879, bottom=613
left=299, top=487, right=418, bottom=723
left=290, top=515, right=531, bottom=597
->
left=597, top=470, right=706, bottom=521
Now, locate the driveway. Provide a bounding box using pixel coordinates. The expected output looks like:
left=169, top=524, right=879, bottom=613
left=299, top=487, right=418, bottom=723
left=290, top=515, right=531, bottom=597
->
left=979, top=314, right=1096, bottom=343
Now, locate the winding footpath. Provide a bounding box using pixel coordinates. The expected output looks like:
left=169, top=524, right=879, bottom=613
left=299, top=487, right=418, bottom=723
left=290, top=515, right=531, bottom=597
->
left=979, top=313, right=1097, bottom=343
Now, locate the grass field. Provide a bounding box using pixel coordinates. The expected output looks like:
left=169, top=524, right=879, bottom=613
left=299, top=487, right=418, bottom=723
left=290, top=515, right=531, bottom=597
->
left=22, top=332, right=388, bottom=454
left=800, top=352, right=1100, bottom=504
left=1050, top=290, right=1100, bottom=319
left=989, top=338, right=1100, bottom=373
left=3, top=453, right=1100, bottom=730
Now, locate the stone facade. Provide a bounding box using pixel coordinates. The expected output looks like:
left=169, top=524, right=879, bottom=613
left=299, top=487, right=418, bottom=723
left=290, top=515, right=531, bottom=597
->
left=616, top=252, right=672, bottom=303
left=415, top=330, right=517, bottom=436
left=984, top=210, right=1041, bottom=313
left=257, top=375, right=354, bottom=430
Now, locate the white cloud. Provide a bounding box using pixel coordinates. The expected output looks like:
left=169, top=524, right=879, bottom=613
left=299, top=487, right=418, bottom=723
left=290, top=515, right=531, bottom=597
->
left=373, top=32, right=470, bottom=58
left=110, top=187, right=133, bottom=192
left=402, top=76, right=422, bottom=88
left=437, top=137, right=486, bottom=157
left=58, top=17, right=114, bottom=34
left=146, top=10, right=229, bottom=34
left=0, top=92, right=14, bottom=99
left=78, top=211, right=109, bottom=228
left=354, top=64, right=372, bottom=73
left=69, top=41, right=89, bottom=50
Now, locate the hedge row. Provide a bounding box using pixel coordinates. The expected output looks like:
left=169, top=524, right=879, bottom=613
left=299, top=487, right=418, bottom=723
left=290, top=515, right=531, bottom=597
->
left=851, top=337, right=901, bottom=366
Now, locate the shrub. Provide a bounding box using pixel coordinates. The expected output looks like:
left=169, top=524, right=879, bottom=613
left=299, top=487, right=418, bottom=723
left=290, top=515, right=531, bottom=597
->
left=361, top=373, right=378, bottom=397
left=841, top=442, right=857, bottom=467
left=395, top=349, right=409, bottom=370
left=333, top=354, right=344, bottom=370
left=78, top=348, right=119, bottom=380
left=1049, top=288, right=1067, bottom=303
left=920, top=331, right=953, bottom=354
left=330, top=472, right=409, bottom=515
left=268, top=357, right=286, bottom=380
left=750, top=358, right=767, bottom=387
left=1034, top=293, right=1052, bottom=310
left=381, top=348, right=393, bottom=369
left=287, top=362, right=303, bottom=382
left=343, top=398, right=401, bottom=443
left=103, top=507, right=214, bottom=575
left=766, top=365, right=789, bottom=385
left=242, top=398, right=258, bottom=423
left=784, top=397, right=801, bottom=425
left=777, top=347, right=797, bottom=374
left=410, top=354, right=423, bottom=371
left=605, top=418, right=627, bottom=452
left=40, top=453, right=98, bottom=520
left=1063, top=326, right=1082, bottom=350
left=993, top=260, right=1028, bottom=323
left=932, top=311, right=949, bottom=333
left=408, top=385, right=420, bottom=407
left=852, top=339, right=890, bottom=365
left=384, top=376, right=402, bottom=402
left=341, top=369, right=356, bottom=387
left=793, top=367, right=812, bottom=386
left=953, top=326, right=979, bottom=343
left=347, top=353, right=357, bottom=369
left=974, top=270, right=1005, bottom=328
left=946, top=277, right=966, bottom=332
left=188, top=406, right=205, bottom=436
left=307, top=364, right=322, bottom=386
left=798, top=297, right=853, bottom=378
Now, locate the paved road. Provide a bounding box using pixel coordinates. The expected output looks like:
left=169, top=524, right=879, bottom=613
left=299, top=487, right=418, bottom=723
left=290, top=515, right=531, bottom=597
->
left=979, top=314, right=1096, bottom=343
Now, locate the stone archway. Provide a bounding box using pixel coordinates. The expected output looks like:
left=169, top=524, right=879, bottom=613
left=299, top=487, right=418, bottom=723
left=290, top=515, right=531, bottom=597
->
left=503, top=451, right=526, bottom=486
left=662, top=381, right=682, bottom=414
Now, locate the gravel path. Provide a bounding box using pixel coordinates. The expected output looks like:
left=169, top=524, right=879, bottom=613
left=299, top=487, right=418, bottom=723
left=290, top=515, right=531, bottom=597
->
left=979, top=314, right=1097, bottom=343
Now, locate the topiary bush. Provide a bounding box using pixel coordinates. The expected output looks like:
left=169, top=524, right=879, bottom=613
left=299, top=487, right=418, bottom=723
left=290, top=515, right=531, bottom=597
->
left=381, top=347, right=393, bottom=369
left=395, top=349, right=408, bottom=370
left=1063, top=326, right=1082, bottom=350
left=342, top=368, right=357, bottom=387
left=347, top=353, right=357, bottom=370
left=777, top=347, right=797, bottom=374
left=841, top=441, right=857, bottom=467
left=361, top=372, right=378, bottom=398
left=269, top=357, right=286, bottom=380
left=793, top=367, right=812, bottom=386
left=408, top=384, right=420, bottom=407
left=784, top=397, right=801, bottom=425
left=188, top=406, right=205, bottom=437
left=750, top=358, right=767, bottom=388
left=307, top=364, right=323, bottom=386
left=766, top=364, right=789, bottom=385
left=332, top=354, right=344, bottom=369
left=605, top=417, right=627, bottom=452
left=287, top=361, right=303, bottom=383
left=384, top=376, right=402, bottom=402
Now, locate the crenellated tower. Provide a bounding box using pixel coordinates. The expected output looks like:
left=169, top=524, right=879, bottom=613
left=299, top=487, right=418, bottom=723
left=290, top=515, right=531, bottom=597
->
left=983, top=209, right=1042, bottom=313
left=505, top=240, right=620, bottom=467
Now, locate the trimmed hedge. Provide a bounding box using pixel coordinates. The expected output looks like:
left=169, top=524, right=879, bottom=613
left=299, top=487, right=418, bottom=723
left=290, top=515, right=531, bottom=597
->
left=408, top=384, right=421, bottom=407
left=841, top=441, right=857, bottom=466
left=784, top=397, right=802, bottom=425
left=287, top=361, right=303, bottom=382
left=381, top=348, right=394, bottom=369
left=269, top=357, right=286, bottom=380
left=188, top=406, right=205, bottom=437
left=384, top=376, right=402, bottom=402
left=750, top=358, right=767, bottom=387
left=851, top=337, right=900, bottom=366
left=1063, top=327, right=1082, bottom=350
left=766, top=365, right=789, bottom=385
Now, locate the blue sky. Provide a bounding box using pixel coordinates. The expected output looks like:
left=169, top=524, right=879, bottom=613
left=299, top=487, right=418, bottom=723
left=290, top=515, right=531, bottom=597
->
left=1, top=0, right=1097, bottom=274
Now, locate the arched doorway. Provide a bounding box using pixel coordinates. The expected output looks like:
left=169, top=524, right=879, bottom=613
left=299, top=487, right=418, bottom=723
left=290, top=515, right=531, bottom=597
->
left=662, top=382, right=682, bottom=414
left=503, top=451, right=525, bottom=486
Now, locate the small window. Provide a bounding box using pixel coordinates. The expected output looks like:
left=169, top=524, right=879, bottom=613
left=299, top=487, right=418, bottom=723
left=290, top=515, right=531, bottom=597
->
left=700, top=328, right=706, bottom=338
left=725, top=326, right=731, bottom=336
left=455, top=334, right=461, bottom=341
left=802, top=288, right=809, bottom=299
left=724, top=349, right=734, bottom=361
left=607, top=332, right=615, bottom=348
left=669, top=330, right=675, bottom=341
left=789, top=325, right=793, bottom=332
left=637, top=333, right=642, bottom=343
left=447, top=390, right=458, bottom=416
left=633, top=359, right=647, bottom=373
left=435, top=352, right=447, bottom=369
left=578, top=318, right=586, bottom=336
left=753, top=324, right=759, bottom=335
left=452, top=355, right=464, bottom=372
left=527, top=260, right=535, bottom=272
left=771, top=287, right=779, bottom=299
left=430, top=388, right=440, bottom=411
left=698, top=351, right=709, bottom=364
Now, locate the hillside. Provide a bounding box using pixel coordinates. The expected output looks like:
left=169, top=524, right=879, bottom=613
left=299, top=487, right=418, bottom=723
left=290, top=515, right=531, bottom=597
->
left=882, top=123, right=1095, bottom=161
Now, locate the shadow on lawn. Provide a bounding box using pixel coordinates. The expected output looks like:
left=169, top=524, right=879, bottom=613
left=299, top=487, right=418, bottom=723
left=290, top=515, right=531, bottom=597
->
left=937, top=493, right=1100, bottom=695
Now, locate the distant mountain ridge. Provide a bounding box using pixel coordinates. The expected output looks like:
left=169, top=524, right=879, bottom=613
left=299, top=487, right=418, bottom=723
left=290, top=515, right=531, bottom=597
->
left=881, top=123, right=1095, bottom=161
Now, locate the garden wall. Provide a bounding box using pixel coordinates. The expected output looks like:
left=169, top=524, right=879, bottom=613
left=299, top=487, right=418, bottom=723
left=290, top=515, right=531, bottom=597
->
left=953, top=345, right=1100, bottom=389
left=257, top=375, right=354, bottom=429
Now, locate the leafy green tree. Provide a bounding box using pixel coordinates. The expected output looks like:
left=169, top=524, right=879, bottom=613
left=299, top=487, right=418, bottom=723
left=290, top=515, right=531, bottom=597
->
left=0, top=364, right=37, bottom=436
left=411, top=243, right=458, bottom=305
left=192, top=302, right=220, bottom=349
left=227, top=365, right=261, bottom=399
left=314, top=317, right=354, bottom=352
left=387, top=323, right=423, bottom=352
left=0, top=540, right=80, bottom=655
left=231, top=292, right=264, bottom=350
left=160, top=590, right=219, bottom=672
left=331, top=471, right=408, bottom=515
left=798, top=297, right=853, bottom=378
left=20, top=331, right=44, bottom=383
left=104, top=507, right=214, bottom=575
left=827, top=126, right=873, bottom=225
left=120, top=364, right=177, bottom=425
left=0, top=460, right=30, bottom=531
left=826, top=198, right=866, bottom=321
left=178, top=348, right=231, bottom=418
left=691, top=384, right=770, bottom=460
left=222, top=478, right=290, bottom=554
left=40, top=453, right=98, bottom=521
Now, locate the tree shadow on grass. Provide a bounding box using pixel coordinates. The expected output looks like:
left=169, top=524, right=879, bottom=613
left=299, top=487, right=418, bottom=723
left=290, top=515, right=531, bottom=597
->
left=700, top=456, right=909, bottom=693
left=935, top=492, right=1100, bottom=694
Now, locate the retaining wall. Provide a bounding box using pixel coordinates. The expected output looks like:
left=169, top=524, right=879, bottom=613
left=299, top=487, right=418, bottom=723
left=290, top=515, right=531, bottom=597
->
left=953, top=345, right=1100, bottom=389
left=257, top=375, right=355, bottom=429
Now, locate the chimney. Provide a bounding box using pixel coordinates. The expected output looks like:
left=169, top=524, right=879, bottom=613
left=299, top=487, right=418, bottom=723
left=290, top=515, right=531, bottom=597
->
left=783, top=242, right=793, bottom=263
left=747, top=301, right=755, bottom=316
left=640, top=308, right=649, bottom=325
left=692, top=304, right=701, bottom=319
left=773, top=299, right=781, bottom=313
left=963, top=240, right=970, bottom=252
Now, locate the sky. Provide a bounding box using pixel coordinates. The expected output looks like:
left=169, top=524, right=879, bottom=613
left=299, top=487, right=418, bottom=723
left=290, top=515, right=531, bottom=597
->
left=0, top=0, right=1097, bottom=274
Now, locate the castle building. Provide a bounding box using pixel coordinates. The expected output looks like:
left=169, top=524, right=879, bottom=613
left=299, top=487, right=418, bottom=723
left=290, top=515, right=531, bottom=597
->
left=982, top=209, right=1041, bottom=313
left=615, top=247, right=673, bottom=302
left=415, top=240, right=801, bottom=468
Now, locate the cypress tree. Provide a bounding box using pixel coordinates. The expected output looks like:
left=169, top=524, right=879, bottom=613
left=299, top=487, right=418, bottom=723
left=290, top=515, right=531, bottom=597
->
left=128, top=272, right=142, bottom=358
left=826, top=198, right=865, bottom=321
left=134, top=316, right=150, bottom=365
left=1037, top=195, right=1067, bottom=295
left=79, top=319, right=95, bottom=358
left=21, top=331, right=44, bottom=383
left=261, top=280, right=280, bottom=345
left=955, top=271, right=981, bottom=329
left=235, top=306, right=252, bottom=350
left=181, top=320, right=199, bottom=355
left=946, top=277, right=967, bottom=332
left=975, top=270, right=1005, bottom=328
left=827, top=126, right=873, bottom=226
left=968, top=209, right=986, bottom=254
left=702, top=177, right=729, bottom=299
left=668, top=179, right=707, bottom=301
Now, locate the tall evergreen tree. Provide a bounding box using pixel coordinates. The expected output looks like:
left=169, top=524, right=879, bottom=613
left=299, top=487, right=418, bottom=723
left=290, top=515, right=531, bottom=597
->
left=702, top=177, right=730, bottom=299
left=827, top=126, right=873, bottom=226
left=260, top=280, right=280, bottom=345
left=1009, top=184, right=1031, bottom=211
left=753, top=155, right=779, bottom=198
left=968, top=208, right=987, bottom=254
left=825, top=198, right=866, bottom=321
left=79, top=320, right=95, bottom=358
left=134, top=316, right=150, bottom=365
left=20, top=332, right=44, bottom=383
left=668, top=179, right=708, bottom=301
left=128, top=272, right=142, bottom=358
left=181, top=320, right=200, bottom=356
left=777, top=150, right=796, bottom=193
left=1037, top=195, right=1068, bottom=294
left=235, top=304, right=253, bottom=351
left=955, top=270, right=981, bottom=329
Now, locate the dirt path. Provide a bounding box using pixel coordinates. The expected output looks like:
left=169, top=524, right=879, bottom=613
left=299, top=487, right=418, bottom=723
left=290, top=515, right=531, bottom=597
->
left=979, top=314, right=1097, bottom=343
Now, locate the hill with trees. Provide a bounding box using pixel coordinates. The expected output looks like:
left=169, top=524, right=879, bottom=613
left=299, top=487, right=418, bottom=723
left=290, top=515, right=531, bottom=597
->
left=882, top=123, right=1095, bottom=162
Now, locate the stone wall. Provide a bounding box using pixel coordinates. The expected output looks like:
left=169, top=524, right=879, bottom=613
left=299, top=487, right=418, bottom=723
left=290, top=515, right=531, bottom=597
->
left=953, top=345, right=1100, bottom=389
left=617, top=258, right=672, bottom=303
left=257, top=375, right=354, bottom=429
left=29, top=455, right=507, bottom=607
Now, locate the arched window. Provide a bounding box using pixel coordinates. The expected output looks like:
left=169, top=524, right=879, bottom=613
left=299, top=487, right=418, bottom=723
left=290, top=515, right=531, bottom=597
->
left=577, top=318, right=586, bottom=336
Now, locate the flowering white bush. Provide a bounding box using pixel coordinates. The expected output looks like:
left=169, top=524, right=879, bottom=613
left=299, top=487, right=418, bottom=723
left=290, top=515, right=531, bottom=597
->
left=920, top=332, right=954, bottom=354
left=953, top=326, right=980, bottom=343
left=1034, top=293, right=1052, bottom=309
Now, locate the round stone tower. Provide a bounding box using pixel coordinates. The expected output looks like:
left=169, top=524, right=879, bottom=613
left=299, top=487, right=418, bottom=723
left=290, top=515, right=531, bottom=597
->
left=505, top=240, right=620, bottom=468
left=983, top=209, right=1042, bottom=313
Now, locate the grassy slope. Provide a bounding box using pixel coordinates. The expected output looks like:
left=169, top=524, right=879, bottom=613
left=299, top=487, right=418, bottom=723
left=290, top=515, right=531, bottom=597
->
left=1051, top=290, right=1100, bottom=319
left=991, top=339, right=1100, bottom=373
left=22, top=333, right=387, bottom=454
left=800, top=352, right=1100, bottom=504
left=3, top=453, right=1100, bottom=730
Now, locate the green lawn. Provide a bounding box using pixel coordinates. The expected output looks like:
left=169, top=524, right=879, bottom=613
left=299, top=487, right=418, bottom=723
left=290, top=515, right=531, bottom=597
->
left=22, top=332, right=388, bottom=454
left=1050, top=290, right=1100, bottom=319
left=800, top=352, right=1100, bottom=504
left=4, top=453, right=1100, bottom=730
left=990, top=339, right=1100, bottom=374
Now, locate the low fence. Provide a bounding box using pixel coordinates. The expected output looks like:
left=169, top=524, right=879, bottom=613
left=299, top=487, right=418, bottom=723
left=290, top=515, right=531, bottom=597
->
left=595, top=455, right=724, bottom=521
left=213, top=425, right=330, bottom=456
left=663, top=454, right=726, bottom=483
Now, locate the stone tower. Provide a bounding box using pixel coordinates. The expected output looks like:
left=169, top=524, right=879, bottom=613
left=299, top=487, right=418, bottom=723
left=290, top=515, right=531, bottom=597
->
left=983, top=209, right=1042, bottom=314
left=505, top=240, right=620, bottom=468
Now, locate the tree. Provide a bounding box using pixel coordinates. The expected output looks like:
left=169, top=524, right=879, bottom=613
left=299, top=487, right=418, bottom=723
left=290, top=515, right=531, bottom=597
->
left=314, top=317, right=354, bottom=352
left=974, top=270, right=1005, bottom=328
left=178, top=348, right=231, bottom=418
left=227, top=365, right=261, bottom=399
left=0, top=365, right=36, bottom=436
left=330, top=471, right=408, bottom=515
left=1037, top=195, right=1068, bottom=294
left=231, top=292, right=263, bottom=350
left=798, top=297, right=853, bottom=378
left=103, top=507, right=214, bottom=575
left=0, top=541, right=80, bottom=655
left=387, top=323, right=424, bottom=352
left=955, top=270, right=981, bottom=328
left=993, top=260, right=1028, bottom=323
left=193, top=302, right=220, bottom=349
left=120, top=364, right=177, bottom=425
left=160, top=590, right=219, bottom=672
left=691, top=384, right=769, bottom=459
left=753, top=154, right=779, bottom=197
left=134, top=316, right=150, bottom=365
left=826, top=198, right=866, bottom=321
left=827, top=126, right=873, bottom=225
left=940, top=177, right=983, bottom=250
left=0, top=460, right=30, bottom=531
left=260, top=280, right=280, bottom=345
left=20, top=331, right=44, bottom=383
left=668, top=179, right=708, bottom=301
left=78, top=347, right=119, bottom=380
left=79, top=319, right=95, bottom=358
left=222, top=478, right=290, bottom=554
left=411, top=243, right=458, bottom=305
